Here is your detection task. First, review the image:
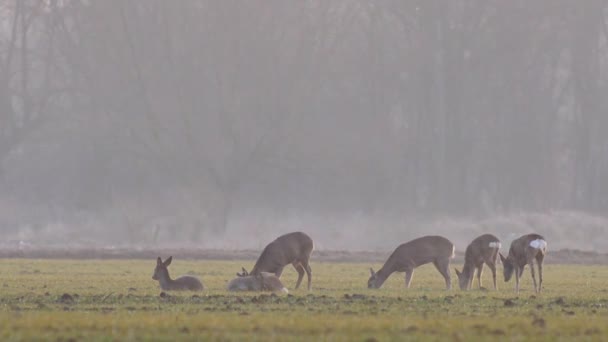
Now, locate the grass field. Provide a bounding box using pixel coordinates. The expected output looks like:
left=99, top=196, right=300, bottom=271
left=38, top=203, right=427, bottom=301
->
left=1, top=259, right=608, bottom=341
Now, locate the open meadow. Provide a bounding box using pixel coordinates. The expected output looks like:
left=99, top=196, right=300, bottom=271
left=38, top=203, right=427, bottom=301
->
left=1, top=258, right=608, bottom=341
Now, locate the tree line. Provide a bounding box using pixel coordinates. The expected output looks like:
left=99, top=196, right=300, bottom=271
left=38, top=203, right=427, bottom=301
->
left=1, top=1, right=607, bottom=238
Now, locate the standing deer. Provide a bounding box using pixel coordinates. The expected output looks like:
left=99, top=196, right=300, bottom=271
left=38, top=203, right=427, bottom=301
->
left=500, top=233, right=547, bottom=294
left=368, top=235, right=455, bottom=290
left=152, top=256, right=204, bottom=291
left=455, top=234, right=501, bottom=290
left=241, top=232, right=314, bottom=290
left=227, top=270, right=288, bottom=293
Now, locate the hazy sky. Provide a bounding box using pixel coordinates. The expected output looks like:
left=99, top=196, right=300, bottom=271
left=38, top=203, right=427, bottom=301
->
left=1, top=1, right=607, bottom=250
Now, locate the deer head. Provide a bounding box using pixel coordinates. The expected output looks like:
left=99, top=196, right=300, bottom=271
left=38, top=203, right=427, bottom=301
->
left=367, top=268, right=379, bottom=289
left=153, top=256, right=172, bottom=280
left=500, top=253, right=514, bottom=282
left=454, top=268, right=469, bottom=290
left=236, top=267, right=249, bottom=277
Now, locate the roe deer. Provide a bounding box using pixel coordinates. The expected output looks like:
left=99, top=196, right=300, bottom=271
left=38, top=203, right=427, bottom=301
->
left=152, top=256, right=204, bottom=291
left=243, top=232, right=314, bottom=290
left=455, top=234, right=501, bottom=290
left=227, top=271, right=288, bottom=293
left=500, top=233, right=547, bottom=294
left=368, top=235, right=455, bottom=290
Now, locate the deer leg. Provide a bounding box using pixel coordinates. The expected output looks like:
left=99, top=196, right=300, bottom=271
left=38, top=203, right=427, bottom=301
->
left=487, top=262, right=497, bottom=290
left=405, top=268, right=414, bottom=288
left=476, top=264, right=484, bottom=289
left=514, top=266, right=520, bottom=294
left=293, top=262, right=305, bottom=289
left=433, top=259, right=451, bottom=290
left=538, top=263, right=543, bottom=293
left=536, top=255, right=544, bottom=293
left=529, top=260, right=538, bottom=294
left=302, top=259, right=312, bottom=291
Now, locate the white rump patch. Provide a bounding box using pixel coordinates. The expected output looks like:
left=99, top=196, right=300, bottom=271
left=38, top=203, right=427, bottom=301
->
left=281, top=287, right=289, bottom=294
left=529, top=239, right=547, bottom=250
left=488, top=242, right=501, bottom=249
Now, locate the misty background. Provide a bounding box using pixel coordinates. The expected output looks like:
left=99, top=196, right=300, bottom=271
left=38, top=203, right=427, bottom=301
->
left=1, top=1, right=607, bottom=252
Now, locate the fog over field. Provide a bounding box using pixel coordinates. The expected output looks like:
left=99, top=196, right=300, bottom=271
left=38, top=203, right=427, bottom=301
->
left=1, top=1, right=607, bottom=252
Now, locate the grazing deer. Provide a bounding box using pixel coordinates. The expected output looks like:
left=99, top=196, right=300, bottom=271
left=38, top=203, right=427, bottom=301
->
left=455, top=234, right=501, bottom=290
left=227, top=271, right=288, bottom=293
left=368, top=235, right=455, bottom=290
left=152, top=256, right=204, bottom=291
left=500, top=233, right=547, bottom=294
left=243, top=232, right=314, bottom=290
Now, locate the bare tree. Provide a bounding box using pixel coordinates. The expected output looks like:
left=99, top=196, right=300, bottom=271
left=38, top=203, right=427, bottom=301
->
left=1, top=0, right=63, bottom=174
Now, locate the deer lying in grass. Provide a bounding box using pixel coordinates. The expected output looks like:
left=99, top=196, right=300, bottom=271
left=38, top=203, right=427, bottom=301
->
left=455, top=234, right=501, bottom=290
left=500, top=233, right=547, bottom=294
left=242, top=232, right=314, bottom=290
left=227, top=269, right=288, bottom=293
left=152, top=256, right=204, bottom=291
left=368, top=235, right=455, bottom=290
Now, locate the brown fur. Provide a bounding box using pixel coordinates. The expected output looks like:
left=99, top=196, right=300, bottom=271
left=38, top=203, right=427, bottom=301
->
left=152, top=256, right=204, bottom=291
left=227, top=272, right=288, bottom=293
left=455, top=234, right=501, bottom=290
left=245, top=232, right=314, bottom=290
left=500, top=233, right=547, bottom=294
left=368, top=235, right=455, bottom=290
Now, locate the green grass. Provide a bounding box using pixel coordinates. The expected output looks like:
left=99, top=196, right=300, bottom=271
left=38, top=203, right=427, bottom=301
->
left=1, top=259, right=608, bottom=341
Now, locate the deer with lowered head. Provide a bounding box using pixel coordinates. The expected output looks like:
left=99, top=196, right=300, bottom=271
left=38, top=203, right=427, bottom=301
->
left=368, top=235, right=455, bottom=290
left=152, top=256, right=204, bottom=291
left=227, top=268, right=288, bottom=293
left=500, top=233, right=547, bottom=294
left=455, top=234, right=501, bottom=290
left=241, top=232, right=314, bottom=290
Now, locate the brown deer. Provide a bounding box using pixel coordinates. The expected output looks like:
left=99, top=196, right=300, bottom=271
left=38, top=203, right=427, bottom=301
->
left=242, top=232, right=314, bottom=290
left=500, top=233, right=547, bottom=294
left=368, top=235, right=455, bottom=290
left=152, top=256, right=204, bottom=291
left=227, top=270, right=288, bottom=293
left=455, top=234, right=501, bottom=290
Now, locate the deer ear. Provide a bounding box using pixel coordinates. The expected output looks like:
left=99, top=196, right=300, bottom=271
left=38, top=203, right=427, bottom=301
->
left=369, top=268, right=376, bottom=277
left=157, top=257, right=162, bottom=265
left=164, top=256, right=173, bottom=266
left=499, top=253, right=506, bottom=264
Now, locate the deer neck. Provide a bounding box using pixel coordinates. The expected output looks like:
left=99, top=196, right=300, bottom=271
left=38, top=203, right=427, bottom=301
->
left=251, top=259, right=279, bottom=275
left=461, top=263, right=476, bottom=280
left=158, top=270, right=174, bottom=290
left=250, top=266, right=260, bottom=275
left=509, top=250, right=527, bottom=267
left=374, top=266, right=393, bottom=288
